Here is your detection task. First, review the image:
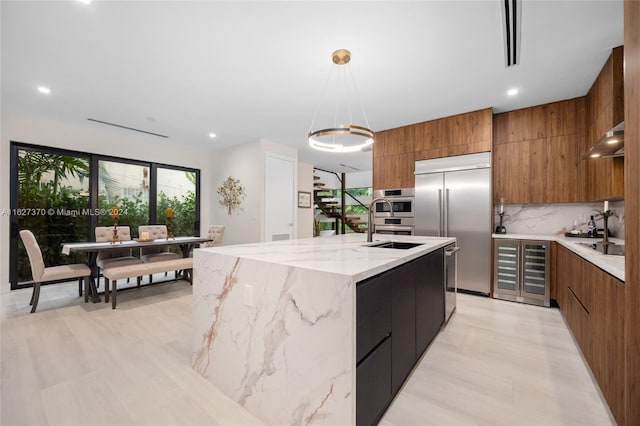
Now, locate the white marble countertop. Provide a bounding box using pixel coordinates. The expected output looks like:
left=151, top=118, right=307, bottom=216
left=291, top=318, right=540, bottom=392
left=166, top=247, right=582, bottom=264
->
left=198, top=233, right=456, bottom=282
left=492, top=233, right=625, bottom=281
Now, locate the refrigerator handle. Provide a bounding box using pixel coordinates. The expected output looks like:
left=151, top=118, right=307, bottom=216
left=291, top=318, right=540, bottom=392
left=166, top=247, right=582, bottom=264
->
left=438, top=189, right=443, bottom=237
left=444, top=188, right=450, bottom=237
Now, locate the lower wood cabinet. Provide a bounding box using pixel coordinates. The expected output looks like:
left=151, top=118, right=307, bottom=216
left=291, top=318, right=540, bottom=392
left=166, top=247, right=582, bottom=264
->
left=564, top=287, right=592, bottom=363
left=356, top=248, right=445, bottom=426
left=555, top=244, right=625, bottom=425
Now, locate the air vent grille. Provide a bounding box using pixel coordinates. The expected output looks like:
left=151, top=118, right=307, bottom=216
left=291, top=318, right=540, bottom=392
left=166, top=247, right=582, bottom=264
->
left=87, top=118, right=168, bottom=138
left=502, top=0, right=522, bottom=68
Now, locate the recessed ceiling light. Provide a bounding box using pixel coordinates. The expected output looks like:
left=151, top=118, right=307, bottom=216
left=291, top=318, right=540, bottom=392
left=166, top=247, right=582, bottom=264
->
left=507, top=88, right=519, bottom=96
left=76, top=0, right=92, bottom=4
left=607, top=138, right=619, bottom=145
left=590, top=153, right=601, bottom=158
left=37, top=86, right=51, bottom=95
left=208, top=133, right=217, bottom=139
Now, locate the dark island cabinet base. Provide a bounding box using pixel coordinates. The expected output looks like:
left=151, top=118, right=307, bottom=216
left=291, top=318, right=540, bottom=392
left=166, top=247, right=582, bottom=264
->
left=356, top=248, right=446, bottom=425
left=391, top=261, right=417, bottom=394
left=356, top=270, right=392, bottom=363
left=415, top=249, right=445, bottom=356
left=356, top=336, right=392, bottom=426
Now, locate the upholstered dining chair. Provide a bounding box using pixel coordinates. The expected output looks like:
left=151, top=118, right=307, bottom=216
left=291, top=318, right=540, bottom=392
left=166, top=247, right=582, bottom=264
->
left=19, top=230, right=92, bottom=313
left=95, top=226, right=143, bottom=285
left=204, top=225, right=225, bottom=247
left=137, top=225, right=181, bottom=282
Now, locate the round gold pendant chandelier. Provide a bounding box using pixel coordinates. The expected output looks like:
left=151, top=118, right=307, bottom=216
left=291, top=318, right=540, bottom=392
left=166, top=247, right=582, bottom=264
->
left=308, top=49, right=374, bottom=153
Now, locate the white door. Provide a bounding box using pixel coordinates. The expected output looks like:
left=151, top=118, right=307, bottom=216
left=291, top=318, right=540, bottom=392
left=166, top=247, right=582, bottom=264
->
left=265, top=154, right=296, bottom=241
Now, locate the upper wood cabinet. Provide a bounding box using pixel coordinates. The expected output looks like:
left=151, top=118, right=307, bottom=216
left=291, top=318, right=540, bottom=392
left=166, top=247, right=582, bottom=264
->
left=372, top=108, right=492, bottom=190
left=373, top=126, right=415, bottom=158
left=373, top=127, right=415, bottom=189
left=413, top=108, right=492, bottom=160
left=372, top=151, right=415, bottom=190
left=583, top=46, right=625, bottom=201
left=493, top=98, right=584, bottom=204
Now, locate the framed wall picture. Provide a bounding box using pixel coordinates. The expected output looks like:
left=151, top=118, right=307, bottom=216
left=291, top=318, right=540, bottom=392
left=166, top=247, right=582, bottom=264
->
left=298, top=191, right=312, bottom=208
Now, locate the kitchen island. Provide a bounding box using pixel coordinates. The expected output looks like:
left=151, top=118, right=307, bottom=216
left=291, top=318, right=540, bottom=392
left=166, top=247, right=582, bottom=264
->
left=192, top=233, right=455, bottom=425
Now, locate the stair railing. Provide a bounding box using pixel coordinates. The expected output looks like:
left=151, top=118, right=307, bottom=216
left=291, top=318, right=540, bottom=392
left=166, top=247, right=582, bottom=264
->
left=314, top=167, right=370, bottom=234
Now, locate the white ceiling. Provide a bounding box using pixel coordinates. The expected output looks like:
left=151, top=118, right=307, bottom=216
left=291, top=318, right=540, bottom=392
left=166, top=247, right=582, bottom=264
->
left=1, top=1, right=624, bottom=174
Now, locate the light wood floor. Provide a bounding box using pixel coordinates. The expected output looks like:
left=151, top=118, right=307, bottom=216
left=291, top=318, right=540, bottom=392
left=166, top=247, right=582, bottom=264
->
left=381, top=294, right=614, bottom=426
left=1, top=280, right=614, bottom=426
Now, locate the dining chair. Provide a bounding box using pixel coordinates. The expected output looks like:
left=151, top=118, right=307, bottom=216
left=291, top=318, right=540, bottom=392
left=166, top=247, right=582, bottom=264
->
left=137, top=225, right=181, bottom=282
left=19, top=229, right=92, bottom=313
left=95, top=226, right=143, bottom=285
left=204, top=225, right=225, bottom=247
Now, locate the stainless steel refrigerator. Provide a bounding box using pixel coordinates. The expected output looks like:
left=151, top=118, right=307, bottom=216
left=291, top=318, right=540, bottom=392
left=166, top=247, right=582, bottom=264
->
left=414, top=152, right=491, bottom=294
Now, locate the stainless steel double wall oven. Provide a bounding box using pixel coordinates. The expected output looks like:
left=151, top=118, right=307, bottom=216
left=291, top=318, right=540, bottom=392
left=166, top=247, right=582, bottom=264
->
left=373, top=188, right=415, bottom=235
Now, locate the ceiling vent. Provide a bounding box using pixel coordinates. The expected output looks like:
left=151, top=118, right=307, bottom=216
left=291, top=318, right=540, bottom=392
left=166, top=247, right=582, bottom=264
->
left=339, top=163, right=361, bottom=171
left=501, top=0, right=522, bottom=67
left=87, top=118, right=168, bottom=139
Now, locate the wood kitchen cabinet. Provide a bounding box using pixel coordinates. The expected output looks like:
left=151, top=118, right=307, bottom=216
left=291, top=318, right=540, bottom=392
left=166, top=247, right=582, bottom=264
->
left=583, top=46, right=625, bottom=201
left=591, top=269, right=625, bottom=425
left=372, top=108, right=492, bottom=191
left=555, top=244, right=625, bottom=425
left=493, top=98, right=584, bottom=204
left=372, top=151, right=415, bottom=190
left=373, top=127, right=415, bottom=189
left=413, top=108, right=492, bottom=160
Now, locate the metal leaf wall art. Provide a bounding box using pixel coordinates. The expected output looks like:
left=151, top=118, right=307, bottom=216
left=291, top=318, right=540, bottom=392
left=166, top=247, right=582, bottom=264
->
left=217, top=176, right=246, bottom=215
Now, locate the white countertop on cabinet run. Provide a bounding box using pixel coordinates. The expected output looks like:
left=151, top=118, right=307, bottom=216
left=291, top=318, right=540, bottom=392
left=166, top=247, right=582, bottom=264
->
left=493, top=233, right=625, bottom=281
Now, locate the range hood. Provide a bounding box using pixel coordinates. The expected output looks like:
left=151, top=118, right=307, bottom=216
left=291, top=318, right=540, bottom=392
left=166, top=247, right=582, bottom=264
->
left=583, top=122, right=624, bottom=159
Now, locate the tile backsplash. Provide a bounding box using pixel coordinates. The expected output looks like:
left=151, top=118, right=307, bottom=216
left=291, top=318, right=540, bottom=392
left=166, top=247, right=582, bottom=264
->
left=496, top=201, right=625, bottom=238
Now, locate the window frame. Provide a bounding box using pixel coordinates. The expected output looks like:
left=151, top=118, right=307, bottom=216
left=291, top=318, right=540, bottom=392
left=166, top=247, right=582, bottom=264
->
left=9, top=141, right=201, bottom=289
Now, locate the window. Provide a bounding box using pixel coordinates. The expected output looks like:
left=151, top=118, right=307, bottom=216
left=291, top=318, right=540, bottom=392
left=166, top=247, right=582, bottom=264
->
left=97, top=160, right=150, bottom=235
left=9, top=142, right=200, bottom=289
left=156, top=166, right=198, bottom=236
left=12, top=147, right=90, bottom=284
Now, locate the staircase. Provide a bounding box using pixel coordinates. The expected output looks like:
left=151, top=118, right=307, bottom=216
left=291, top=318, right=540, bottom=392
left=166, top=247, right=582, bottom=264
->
left=313, top=175, right=368, bottom=234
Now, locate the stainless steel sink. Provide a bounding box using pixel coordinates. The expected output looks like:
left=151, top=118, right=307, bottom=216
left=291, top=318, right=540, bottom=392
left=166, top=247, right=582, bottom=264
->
left=366, top=241, right=424, bottom=250
left=577, top=242, right=625, bottom=256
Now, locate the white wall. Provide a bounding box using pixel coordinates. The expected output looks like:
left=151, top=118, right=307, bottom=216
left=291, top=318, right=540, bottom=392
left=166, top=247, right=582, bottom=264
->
left=0, top=111, right=213, bottom=293
left=345, top=170, right=372, bottom=189
left=210, top=140, right=263, bottom=245
left=210, top=139, right=299, bottom=245
left=297, top=162, right=314, bottom=239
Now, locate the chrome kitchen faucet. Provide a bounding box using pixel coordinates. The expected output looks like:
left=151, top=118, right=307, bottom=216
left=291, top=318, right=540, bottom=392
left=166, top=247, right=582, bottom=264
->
left=368, top=198, right=394, bottom=242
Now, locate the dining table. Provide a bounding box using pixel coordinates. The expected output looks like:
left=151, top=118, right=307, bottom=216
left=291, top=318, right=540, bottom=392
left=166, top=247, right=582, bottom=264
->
left=61, top=236, right=213, bottom=303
